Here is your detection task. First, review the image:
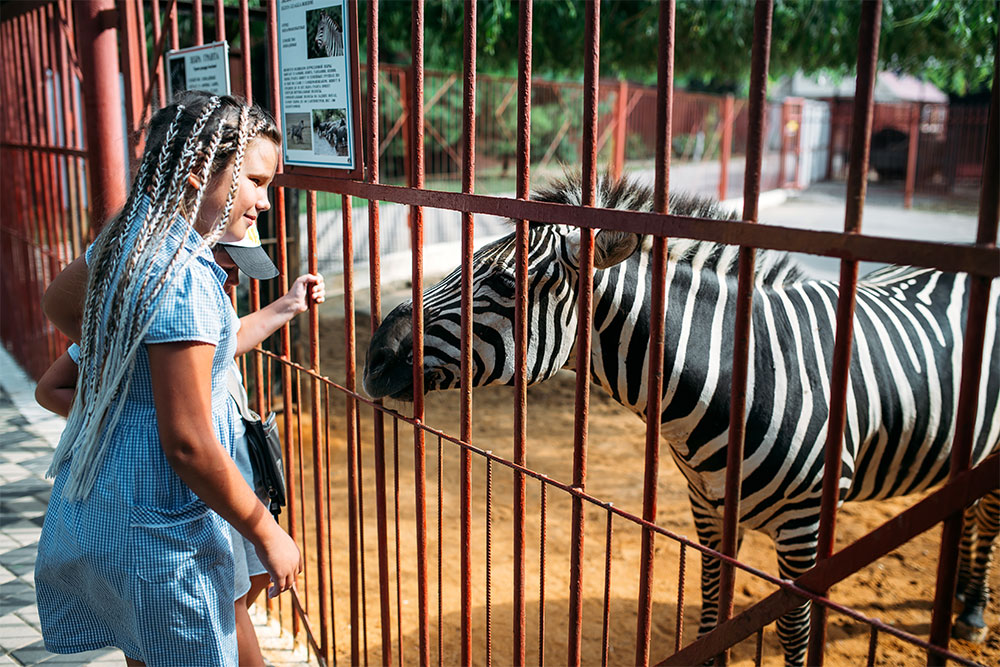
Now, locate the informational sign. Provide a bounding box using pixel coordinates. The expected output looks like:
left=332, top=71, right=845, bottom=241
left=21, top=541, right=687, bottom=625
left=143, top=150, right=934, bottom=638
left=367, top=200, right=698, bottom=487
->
left=276, top=0, right=361, bottom=174
left=166, top=41, right=231, bottom=102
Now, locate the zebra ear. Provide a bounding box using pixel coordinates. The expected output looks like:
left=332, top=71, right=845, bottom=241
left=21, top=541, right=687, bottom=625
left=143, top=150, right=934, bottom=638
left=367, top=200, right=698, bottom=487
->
left=593, top=229, right=640, bottom=269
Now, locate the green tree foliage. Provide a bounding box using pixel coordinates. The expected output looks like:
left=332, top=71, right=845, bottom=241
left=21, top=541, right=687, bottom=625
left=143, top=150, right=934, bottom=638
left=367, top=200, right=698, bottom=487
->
left=364, top=0, right=997, bottom=95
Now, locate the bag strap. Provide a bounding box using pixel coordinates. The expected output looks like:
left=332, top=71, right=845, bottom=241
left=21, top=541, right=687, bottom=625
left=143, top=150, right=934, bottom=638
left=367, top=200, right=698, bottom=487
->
left=226, top=362, right=261, bottom=422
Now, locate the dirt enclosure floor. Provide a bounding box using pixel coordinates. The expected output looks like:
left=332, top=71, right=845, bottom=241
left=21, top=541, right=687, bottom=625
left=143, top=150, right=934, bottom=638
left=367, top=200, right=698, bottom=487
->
left=267, top=311, right=999, bottom=667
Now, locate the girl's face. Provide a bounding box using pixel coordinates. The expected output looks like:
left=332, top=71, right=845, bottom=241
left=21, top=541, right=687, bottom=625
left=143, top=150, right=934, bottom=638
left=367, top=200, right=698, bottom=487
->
left=198, top=137, right=280, bottom=242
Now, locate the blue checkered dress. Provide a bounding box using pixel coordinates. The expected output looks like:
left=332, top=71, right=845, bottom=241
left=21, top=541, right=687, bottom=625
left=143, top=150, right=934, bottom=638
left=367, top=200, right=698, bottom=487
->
left=35, top=204, right=242, bottom=666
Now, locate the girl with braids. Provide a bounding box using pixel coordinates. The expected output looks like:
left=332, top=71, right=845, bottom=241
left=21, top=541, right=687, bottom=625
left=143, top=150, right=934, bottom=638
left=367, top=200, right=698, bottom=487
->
left=35, top=92, right=301, bottom=666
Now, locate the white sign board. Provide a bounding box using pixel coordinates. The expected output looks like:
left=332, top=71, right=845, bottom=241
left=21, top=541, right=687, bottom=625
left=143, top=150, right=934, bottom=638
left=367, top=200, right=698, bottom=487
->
left=166, top=41, right=231, bottom=101
left=276, top=0, right=358, bottom=171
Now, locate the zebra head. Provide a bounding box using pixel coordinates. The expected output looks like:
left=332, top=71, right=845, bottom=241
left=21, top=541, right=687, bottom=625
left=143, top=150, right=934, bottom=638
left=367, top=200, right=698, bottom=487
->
left=363, top=174, right=648, bottom=401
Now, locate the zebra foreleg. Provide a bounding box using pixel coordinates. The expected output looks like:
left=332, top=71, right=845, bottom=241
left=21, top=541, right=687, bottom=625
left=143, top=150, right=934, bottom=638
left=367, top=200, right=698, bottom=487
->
left=690, top=505, right=744, bottom=642
left=773, top=528, right=818, bottom=667
left=955, top=502, right=979, bottom=606
left=954, top=489, right=999, bottom=643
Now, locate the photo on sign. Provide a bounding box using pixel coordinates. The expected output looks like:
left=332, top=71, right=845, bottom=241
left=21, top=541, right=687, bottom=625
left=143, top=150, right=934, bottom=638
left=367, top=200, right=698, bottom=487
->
left=285, top=112, right=313, bottom=150
left=307, top=6, right=344, bottom=59
left=168, top=58, right=186, bottom=100
left=312, top=108, right=347, bottom=156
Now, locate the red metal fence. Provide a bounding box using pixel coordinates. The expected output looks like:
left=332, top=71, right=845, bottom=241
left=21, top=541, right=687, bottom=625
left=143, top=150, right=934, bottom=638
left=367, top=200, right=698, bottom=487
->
left=2, top=1, right=998, bottom=666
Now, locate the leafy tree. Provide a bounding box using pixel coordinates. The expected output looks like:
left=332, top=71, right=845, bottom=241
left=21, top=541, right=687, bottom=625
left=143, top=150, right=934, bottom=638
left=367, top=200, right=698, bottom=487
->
left=361, top=0, right=997, bottom=96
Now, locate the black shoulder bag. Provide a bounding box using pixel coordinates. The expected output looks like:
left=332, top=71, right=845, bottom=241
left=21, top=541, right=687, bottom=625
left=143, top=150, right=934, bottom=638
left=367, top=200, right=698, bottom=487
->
left=228, top=369, right=286, bottom=519
left=242, top=411, right=286, bottom=520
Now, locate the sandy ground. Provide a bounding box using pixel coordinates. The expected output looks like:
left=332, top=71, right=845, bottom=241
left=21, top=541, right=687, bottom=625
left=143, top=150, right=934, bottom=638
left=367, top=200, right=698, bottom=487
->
left=254, top=309, right=998, bottom=667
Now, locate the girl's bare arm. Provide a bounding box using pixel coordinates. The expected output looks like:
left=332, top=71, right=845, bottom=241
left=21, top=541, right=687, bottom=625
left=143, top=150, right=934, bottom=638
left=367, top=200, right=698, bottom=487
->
left=35, top=351, right=79, bottom=417
left=42, top=255, right=88, bottom=343
left=148, top=341, right=301, bottom=597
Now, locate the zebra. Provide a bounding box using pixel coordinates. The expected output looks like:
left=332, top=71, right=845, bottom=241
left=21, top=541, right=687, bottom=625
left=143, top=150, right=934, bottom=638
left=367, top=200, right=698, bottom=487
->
left=289, top=118, right=307, bottom=144
left=314, top=11, right=343, bottom=58
left=316, top=117, right=347, bottom=153
left=362, top=173, right=1000, bottom=665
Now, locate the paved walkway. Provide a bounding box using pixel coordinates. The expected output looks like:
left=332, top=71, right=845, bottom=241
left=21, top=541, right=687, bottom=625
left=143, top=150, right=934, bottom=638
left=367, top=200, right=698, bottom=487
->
left=0, top=348, right=314, bottom=666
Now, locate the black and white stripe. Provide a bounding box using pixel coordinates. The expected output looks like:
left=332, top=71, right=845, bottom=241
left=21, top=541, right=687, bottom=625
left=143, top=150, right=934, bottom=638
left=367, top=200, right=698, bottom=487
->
left=363, top=174, right=1000, bottom=665
left=314, top=11, right=343, bottom=58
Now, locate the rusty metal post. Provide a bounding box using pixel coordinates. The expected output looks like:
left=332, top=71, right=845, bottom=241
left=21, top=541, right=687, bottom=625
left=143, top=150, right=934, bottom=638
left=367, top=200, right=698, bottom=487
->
left=634, top=2, right=674, bottom=663
left=716, top=5, right=773, bottom=667
left=364, top=2, right=394, bottom=664
left=612, top=78, right=628, bottom=181
left=718, top=93, right=734, bottom=200
left=409, top=3, right=430, bottom=665
left=904, top=102, right=920, bottom=209
left=512, top=0, right=533, bottom=663
left=74, top=0, right=126, bottom=230
left=568, top=2, right=599, bottom=664
left=807, top=2, right=882, bottom=665
left=927, top=39, right=1000, bottom=666
left=459, top=0, right=477, bottom=662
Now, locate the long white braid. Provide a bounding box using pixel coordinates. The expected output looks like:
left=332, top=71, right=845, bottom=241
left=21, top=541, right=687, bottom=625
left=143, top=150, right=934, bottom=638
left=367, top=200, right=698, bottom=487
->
left=48, top=95, right=265, bottom=499
left=66, top=99, right=220, bottom=439
left=85, top=104, right=190, bottom=381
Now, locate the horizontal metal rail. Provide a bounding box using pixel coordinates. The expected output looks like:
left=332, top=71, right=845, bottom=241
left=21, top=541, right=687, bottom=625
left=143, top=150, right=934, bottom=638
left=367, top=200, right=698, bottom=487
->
left=273, top=175, right=999, bottom=276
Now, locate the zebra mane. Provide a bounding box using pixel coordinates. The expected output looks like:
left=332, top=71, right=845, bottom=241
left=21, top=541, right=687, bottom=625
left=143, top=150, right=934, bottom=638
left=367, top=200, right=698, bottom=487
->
left=530, top=172, right=805, bottom=286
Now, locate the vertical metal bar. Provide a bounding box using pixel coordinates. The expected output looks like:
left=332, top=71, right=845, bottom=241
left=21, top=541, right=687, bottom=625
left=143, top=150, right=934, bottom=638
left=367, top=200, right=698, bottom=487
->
left=151, top=0, right=166, bottom=104
left=807, top=3, right=882, bottom=665
left=537, top=480, right=547, bottom=666
left=44, top=4, right=68, bottom=276
left=324, top=384, right=338, bottom=655
left=436, top=435, right=443, bottom=667
left=754, top=629, right=764, bottom=667
left=239, top=0, right=251, bottom=98
left=215, top=0, right=225, bottom=41
left=675, top=543, right=686, bottom=653
left=866, top=626, right=879, bottom=667
left=193, top=0, right=204, bottom=45
left=393, top=418, right=405, bottom=667
left=410, top=3, right=429, bottom=665
left=135, top=0, right=150, bottom=111
left=119, top=0, right=145, bottom=166
left=717, top=6, right=773, bottom=665
left=342, top=192, right=365, bottom=667
left=635, top=1, right=674, bottom=663
left=569, top=2, right=599, bottom=664
left=266, top=0, right=298, bottom=638
left=356, top=400, right=371, bottom=667
left=459, top=1, right=477, bottom=662
left=612, top=79, right=628, bottom=181
left=295, top=369, right=308, bottom=624
left=29, top=7, right=60, bottom=299
left=904, top=102, right=920, bottom=209
left=365, top=1, right=394, bottom=663
left=600, top=506, right=613, bottom=667
left=777, top=100, right=789, bottom=187
left=927, top=39, right=999, bottom=666
left=56, top=0, right=82, bottom=256
left=170, top=0, right=179, bottom=50
left=485, top=456, right=494, bottom=666
left=307, top=190, right=333, bottom=666
left=718, top=93, right=734, bottom=200
left=512, top=0, right=533, bottom=663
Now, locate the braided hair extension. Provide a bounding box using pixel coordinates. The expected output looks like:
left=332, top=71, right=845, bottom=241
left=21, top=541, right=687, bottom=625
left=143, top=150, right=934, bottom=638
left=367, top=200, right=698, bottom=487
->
left=48, top=92, right=281, bottom=498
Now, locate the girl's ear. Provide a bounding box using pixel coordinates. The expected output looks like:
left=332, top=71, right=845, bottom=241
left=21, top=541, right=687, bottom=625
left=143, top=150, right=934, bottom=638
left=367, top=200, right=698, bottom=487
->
left=187, top=173, right=202, bottom=190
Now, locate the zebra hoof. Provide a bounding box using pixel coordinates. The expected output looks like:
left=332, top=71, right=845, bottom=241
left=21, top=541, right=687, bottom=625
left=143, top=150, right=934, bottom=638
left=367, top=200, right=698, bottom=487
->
left=952, top=618, right=988, bottom=643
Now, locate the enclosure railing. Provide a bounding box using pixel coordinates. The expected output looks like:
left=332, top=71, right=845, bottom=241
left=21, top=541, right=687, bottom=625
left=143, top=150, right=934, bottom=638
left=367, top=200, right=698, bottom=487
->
left=2, top=1, right=998, bottom=666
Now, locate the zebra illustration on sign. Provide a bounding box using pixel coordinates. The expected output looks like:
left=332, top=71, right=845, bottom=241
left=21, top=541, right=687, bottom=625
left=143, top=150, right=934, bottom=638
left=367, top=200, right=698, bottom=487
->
left=314, top=10, right=343, bottom=58
left=363, top=174, right=1000, bottom=666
